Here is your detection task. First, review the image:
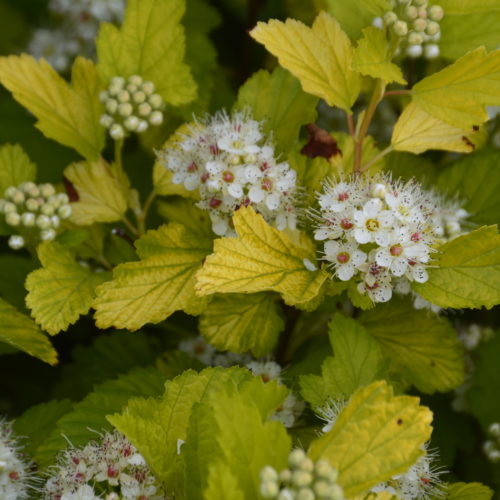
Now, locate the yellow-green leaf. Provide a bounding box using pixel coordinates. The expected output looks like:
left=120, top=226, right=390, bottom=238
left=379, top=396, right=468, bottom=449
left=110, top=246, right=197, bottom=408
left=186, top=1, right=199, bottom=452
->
left=353, top=27, right=406, bottom=84
left=413, top=225, right=500, bottom=309
left=446, top=482, right=493, bottom=500
left=204, top=463, right=245, bottom=500
left=0, top=55, right=104, bottom=160
left=199, top=292, right=284, bottom=357
left=25, top=242, right=109, bottom=335
left=94, top=223, right=212, bottom=330
left=64, top=158, right=129, bottom=225
left=391, top=102, right=480, bottom=154
left=0, top=298, right=57, bottom=365
left=195, top=206, right=328, bottom=307
left=96, top=0, right=196, bottom=106
left=0, top=143, right=36, bottom=194
left=308, top=381, right=433, bottom=498
left=412, top=47, right=500, bottom=129
left=250, top=11, right=361, bottom=112
left=359, top=299, right=465, bottom=393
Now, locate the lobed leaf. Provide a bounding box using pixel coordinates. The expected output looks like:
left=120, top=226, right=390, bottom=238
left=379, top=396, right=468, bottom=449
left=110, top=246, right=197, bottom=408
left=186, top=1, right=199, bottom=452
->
left=0, top=143, right=36, bottom=195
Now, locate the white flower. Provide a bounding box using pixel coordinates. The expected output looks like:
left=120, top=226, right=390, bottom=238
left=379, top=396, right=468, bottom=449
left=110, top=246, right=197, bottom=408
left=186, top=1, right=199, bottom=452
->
left=61, top=485, right=98, bottom=500
left=315, top=399, right=346, bottom=433
left=324, top=240, right=366, bottom=281
left=353, top=199, right=394, bottom=246
left=247, top=360, right=282, bottom=382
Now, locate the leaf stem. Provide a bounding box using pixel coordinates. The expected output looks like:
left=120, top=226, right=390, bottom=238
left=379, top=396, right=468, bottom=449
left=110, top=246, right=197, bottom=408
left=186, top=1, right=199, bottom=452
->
left=346, top=112, right=355, bottom=137
left=384, top=89, right=411, bottom=97
left=137, top=190, right=156, bottom=235
left=114, top=138, right=124, bottom=171
left=360, top=145, right=394, bottom=174
left=121, top=215, right=139, bottom=238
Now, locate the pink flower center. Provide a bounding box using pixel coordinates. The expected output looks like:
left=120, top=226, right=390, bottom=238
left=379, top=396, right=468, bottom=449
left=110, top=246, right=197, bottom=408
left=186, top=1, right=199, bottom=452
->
left=390, top=244, right=404, bottom=256
left=340, top=218, right=353, bottom=230
left=222, top=171, right=234, bottom=182
left=337, top=192, right=349, bottom=201
left=209, top=198, right=222, bottom=208
left=411, top=232, right=421, bottom=242
left=8, top=472, right=19, bottom=481
left=107, top=466, right=118, bottom=478
left=209, top=144, right=219, bottom=155
left=261, top=178, right=273, bottom=191
left=336, top=251, right=350, bottom=264
left=200, top=172, right=209, bottom=183
left=187, top=162, right=197, bottom=172
left=260, top=161, right=270, bottom=172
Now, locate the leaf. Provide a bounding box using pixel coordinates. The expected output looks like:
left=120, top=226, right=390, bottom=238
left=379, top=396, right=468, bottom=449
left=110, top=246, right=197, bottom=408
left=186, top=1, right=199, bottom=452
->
left=391, top=102, right=481, bottom=154
left=445, top=482, right=493, bottom=500
left=204, top=462, right=245, bottom=500
left=235, top=66, right=318, bottom=153
left=0, top=55, right=105, bottom=159
left=0, top=143, right=36, bottom=195
left=0, top=298, right=57, bottom=365
left=108, top=367, right=252, bottom=494
left=13, top=399, right=72, bottom=457
left=436, top=148, right=500, bottom=226
left=250, top=11, right=361, bottom=112
left=25, top=242, right=109, bottom=335
left=359, top=298, right=465, bottom=393
left=322, top=0, right=390, bottom=40
left=300, top=314, right=388, bottom=406
left=94, top=223, right=212, bottom=330
left=199, top=292, right=284, bottom=357
left=308, top=381, right=433, bottom=498
left=0, top=254, right=37, bottom=311
left=64, top=158, right=130, bottom=225
left=195, top=206, right=328, bottom=307
left=96, top=0, right=196, bottom=106
left=184, top=376, right=290, bottom=500
left=412, top=47, right=500, bottom=129
left=36, top=367, right=165, bottom=467
left=157, top=197, right=212, bottom=238
left=353, top=27, right=405, bottom=84
left=413, top=226, right=500, bottom=309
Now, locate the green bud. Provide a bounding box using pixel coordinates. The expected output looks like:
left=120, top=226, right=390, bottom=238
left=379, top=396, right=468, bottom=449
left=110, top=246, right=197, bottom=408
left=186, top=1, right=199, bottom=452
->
left=142, top=81, right=155, bottom=95
left=19, top=181, right=36, bottom=194
left=6, top=212, right=21, bottom=226
left=21, top=212, right=35, bottom=226
left=129, top=74, right=143, bottom=86
left=407, top=44, right=423, bottom=58
left=4, top=186, right=17, bottom=200
left=148, top=93, right=164, bottom=109
left=291, top=470, right=313, bottom=488
left=408, top=31, right=424, bottom=45
left=260, top=480, right=279, bottom=498
left=138, top=102, right=152, bottom=117
left=40, top=183, right=56, bottom=198
left=58, top=205, right=72, bottom=219
left=136, top=120, right=149, bottom=133
left=40, top=228, right=56, bottom=241
left=383, top=11, right=398, bottom=25
left=57, top=193, right=69, bottom=205
left=279, top=469, right=292, bottom=484
left=106, top=99, right=119, bottom=114
left=296, top=488, right=315, bottom=500
left=110, top=124, right=126, bottom=140
left=417, top=6, right=428, bottom=18
left=28, top=186, right=40, bottom=198
left=25, top=198, right=39, bottom=212
left=429, top=5, right=444, bottom=21
left=12, top=190, right=25, bottom=205
left=41, top=203, right=55, bottom=216
left=99, top=90, right=109, bottom=103
left=36, top=214, right=51, bottom=229
left=330, top=484, right=344, bottom=500
left=298, top=458, right=314, bottom=473
left=489, top=423, right=500, bottom=438
left=105, top=494, right=120, bottom=500
left=100, top=114, right=114, bottom=128
left=413, top=18, right=427, bottom=31
left=288, top=449, right=307, bottom=469
left=2, top=201, right=16, bottom=213
left=133, top=90, right=147, bottom=104
left=8, top=235, right=24, bottom=250
left=393, top=20, right=408, bottom=36
left=149, top=110, right=164, bottom=126
left=110, top=76, right=125, bottom=89
left=313, top=480, right=331, bottom=497
left=414, top=0, right=427, bottom=6
left=314, top=460, right=333, bottom=479
left=117, top=89, right=130, bottom=103
left=426, top=20, right=440, bottom=35
left=405, top=5, right=418, bottom=19
left=126, top=83, right=138, bottom=94
left=260, top=466, right=279, bottom=483
left=424, top=43, right=439, bottom=59
left=118, top=102, right=134, bottom=117
left=50, top=215, right=61, bottom=228
left=124, top=116, right=140, bottom=131
left=277, top=489, right=294, bottom=500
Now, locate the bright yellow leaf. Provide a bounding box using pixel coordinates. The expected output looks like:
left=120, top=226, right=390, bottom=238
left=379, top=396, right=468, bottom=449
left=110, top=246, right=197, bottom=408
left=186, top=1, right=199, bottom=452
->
left=195, top=207, right=328, bottom=307
left=0, top=55, right=105, bottom=160
left=93, top=223, right=212, bottom=330
left=353, top=27, right=406, bottom=85
left=412, top=46, right=500, bottom=129
left=64, top=158, right=130, bottom=225
left=250, top=11, right=361, bottom=112
left=308, top=380, right=433, bottom=498
left=392, top=102, right=481, bottom=154
left=25, top=242, right=109, bottom=335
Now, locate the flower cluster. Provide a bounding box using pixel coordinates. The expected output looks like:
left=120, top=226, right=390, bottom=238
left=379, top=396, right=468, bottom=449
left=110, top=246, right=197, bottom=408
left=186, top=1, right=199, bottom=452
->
left=42, top=430, right=166, bottom=500
left=371, top=447, right=444, bottom=499
left=0, top=418, right=32, bottom=500
left=0, top=182, right=71, bottom=250
left=311, top=174, right=468, bottom=304
left=260, top=449, right=344, bottom=500
left=483, top=423, right=500, bottom=463
left=375, top=0, right=444, bottom=59
left=157, top=110, right=299, bottom=236
left=28, top=0, right=125, bottom=72
left=100, top=75, right=165, bottom=140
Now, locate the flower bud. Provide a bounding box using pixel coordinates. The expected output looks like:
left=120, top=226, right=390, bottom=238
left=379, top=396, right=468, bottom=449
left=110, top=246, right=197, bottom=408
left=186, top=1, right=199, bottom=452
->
left=110, top=124, right=125, bottom=140
left=413, top=17, right=427, bottom=31
left=40, top=183, right=56, bottom=198
left=371, top=183, right=388, bottom=199
left=117, top=89, right=130, bottom=103
left=3, top=201, right=16, bottom=213
left=136, top=120, right=149, bottom=133
left=149, top=110, right=164, bottom=126
left=126, top=83, right=138, bottom=94
left=40, top=228, right=56, bottom=241
left=405, top=5, right=418, bottom=19
left=260, top=466, right=279, bottom=482
left=291, top=470, right=312, bottom=488
left=124, top=116, right=140, bottom=131
left=393, top=20, right=408, bottom=36
left=36, top=214, right=51, bottom=229
left=417, top=6, right=428, bottom=18
left=277, top=489, right=294, bottom=500
left=110, top=76, right=125, bottom=91
left=288, top=449, right=307, bottom=469
left=28, top=186, right=40, bottom=198
left=100, top=114, right=114, bottom=128
left=21, top=212, right=35, bottom=227
left=148, top=93, right=163, bottom=109
left=57, top=193, right=69, bottom=205
left=6, top=212, right=21, bottom=226
left=51, top=215, right=61, bottom=228
left=41, top=203, right=55, bottom=216
left=446, top=220, right=461, bottom=235
left=383, top=11, right=398, bottom=25
left=106, top=99, right=119, bottom=114
left=19, top=181, right=36, bottom=193
left=414, top=0, right=427, bottom=6
left=138, top=102, right=152, bottom=117
left=488, top=449, right=500, bottom=463
left=4, top=186, right=17, bottom=200
left=133, top=90, right=146, bottom=104
left=426, top=20, right=440, bottom=36
left=142, top=81, right=155, bottom=95
left=25, top=198, right=39, bottom=212
left=8, top=235, right=24, bottom=250
left=58, top=204, right=72, bottom=219
left=12, top=190, right=25, bottom=204
left=489, top=422, right=500, bottom=437
left=279, top=469, right=292, bottom=484
left=424, top=43, right=440, bottom=59
left=429, top=5, right=444, bottom=21
left=296, top=487, right=314, bottom=500
left=129, top=74, right=143, bottom=86
left=118, top=102, right=133, bottom=117
left=106, top=494, right=120, bottom=500
left=408, top=31, right=424, bottom=45
left=298, top=458, right=314, bottom=473
left=260, top=480, right=279, bottom=498
left=372, top=16, right=383, bottom=29
left=330, top=484, right=344, bottom=500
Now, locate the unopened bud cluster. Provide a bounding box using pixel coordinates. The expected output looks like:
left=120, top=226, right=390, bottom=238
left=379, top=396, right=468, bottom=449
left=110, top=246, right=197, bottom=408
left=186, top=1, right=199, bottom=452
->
left=483, top=423, right=500, bottom=463
left=158, top=110, right=299, bottom=236
left=260, top=449, right=344, bottom=500
left=0, top=418, right=32, bottom=500
left=0, top=182, right=71, bottom=250
left=100, top=75, right=165, bottom=140
left=42, top=429, right=167, bottom=500
left=377, top=0, right=444, bottom=59
left=311, top=174, right=468, bottom=304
